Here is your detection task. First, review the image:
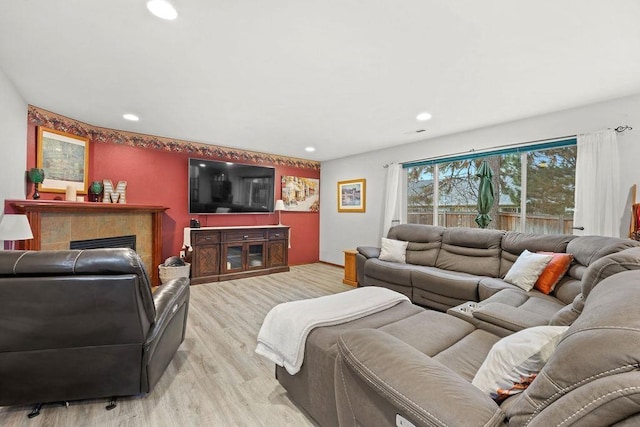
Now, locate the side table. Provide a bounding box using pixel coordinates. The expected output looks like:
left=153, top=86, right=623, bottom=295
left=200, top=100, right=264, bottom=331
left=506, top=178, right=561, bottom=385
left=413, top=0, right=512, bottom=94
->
left=343, top=249, right=358, bottom=286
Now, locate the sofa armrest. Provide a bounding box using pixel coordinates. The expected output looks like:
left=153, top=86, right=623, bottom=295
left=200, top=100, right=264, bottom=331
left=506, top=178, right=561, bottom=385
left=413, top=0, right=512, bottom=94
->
left=472, top=302, right=549, bottom=332
left=357, top=246, right=380, bottom=259
left=335, top=329, right=504, bottom=427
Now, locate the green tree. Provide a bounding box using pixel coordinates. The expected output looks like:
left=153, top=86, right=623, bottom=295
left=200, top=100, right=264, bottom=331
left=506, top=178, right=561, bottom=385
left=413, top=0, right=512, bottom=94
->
left=526, top=147, right=576, bottom=216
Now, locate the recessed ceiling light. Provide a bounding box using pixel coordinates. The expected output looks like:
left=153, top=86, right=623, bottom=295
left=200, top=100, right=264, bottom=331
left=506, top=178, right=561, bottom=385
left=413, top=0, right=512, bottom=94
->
left=146, top=0, right=178, bottom=20
left=416, top=112, right=432, bottom=121
left=123, top=113, right=140, bottom=121
left=305, top=147, right=315, bottom=152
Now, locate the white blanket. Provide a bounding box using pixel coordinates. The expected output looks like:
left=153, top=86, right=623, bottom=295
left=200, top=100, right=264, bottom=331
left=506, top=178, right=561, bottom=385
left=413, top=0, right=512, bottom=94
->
left=255, top=287, right=409, bottom=375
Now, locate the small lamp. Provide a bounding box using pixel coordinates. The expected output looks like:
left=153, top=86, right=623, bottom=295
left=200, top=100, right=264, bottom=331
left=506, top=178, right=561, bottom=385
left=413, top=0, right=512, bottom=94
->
left=274, top=199, right=286, bottom=226
left=0, top=214, right=34, bottom=250
left=28, top=168, right=45, bottom=199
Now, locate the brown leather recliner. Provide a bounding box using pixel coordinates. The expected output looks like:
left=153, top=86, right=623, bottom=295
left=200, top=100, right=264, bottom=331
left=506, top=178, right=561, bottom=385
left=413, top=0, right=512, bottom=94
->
left=0, top=248, right=190, bottom=408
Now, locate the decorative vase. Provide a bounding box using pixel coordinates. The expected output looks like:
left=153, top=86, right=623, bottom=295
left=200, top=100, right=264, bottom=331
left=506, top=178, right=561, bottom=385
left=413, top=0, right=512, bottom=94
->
left=89, top=181, right=103, bottom=202
left=27, top=168, right=45, bottom=200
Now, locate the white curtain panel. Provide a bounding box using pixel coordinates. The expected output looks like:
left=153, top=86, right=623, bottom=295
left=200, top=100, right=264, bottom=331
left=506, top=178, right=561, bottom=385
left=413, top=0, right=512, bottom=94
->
left=573, top=129, right=620, bottom=236
left=382, top=163, right=402, bottom=238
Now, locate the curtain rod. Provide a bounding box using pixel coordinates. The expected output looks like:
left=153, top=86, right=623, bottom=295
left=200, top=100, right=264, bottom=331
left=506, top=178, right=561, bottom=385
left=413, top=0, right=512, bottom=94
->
left=385, top=126, right=631, bottom=169
left=400, top=134, right=577, bottom=167
left=614, top=125, right=633, bottom=133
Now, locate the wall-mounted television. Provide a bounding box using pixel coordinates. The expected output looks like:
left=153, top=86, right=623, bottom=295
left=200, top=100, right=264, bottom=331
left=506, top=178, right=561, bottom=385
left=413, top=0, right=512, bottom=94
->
left=188, top=158, right=276, bottom=214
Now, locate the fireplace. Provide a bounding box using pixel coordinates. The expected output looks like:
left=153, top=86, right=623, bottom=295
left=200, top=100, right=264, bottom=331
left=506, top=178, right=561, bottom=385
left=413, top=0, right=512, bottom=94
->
left=8, top=200, right=167, bottom=286
left=70, top=235, right=136, bottom=251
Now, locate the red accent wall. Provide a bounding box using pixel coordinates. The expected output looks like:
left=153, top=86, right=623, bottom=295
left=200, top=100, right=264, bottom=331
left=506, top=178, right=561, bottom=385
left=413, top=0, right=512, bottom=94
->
left=24, top=123, right=320, bottom=265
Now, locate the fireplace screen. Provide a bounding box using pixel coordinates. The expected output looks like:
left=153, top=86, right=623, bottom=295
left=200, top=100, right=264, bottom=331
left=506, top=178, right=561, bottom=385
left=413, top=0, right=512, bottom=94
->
left=70, top=235, right=136, bottom=251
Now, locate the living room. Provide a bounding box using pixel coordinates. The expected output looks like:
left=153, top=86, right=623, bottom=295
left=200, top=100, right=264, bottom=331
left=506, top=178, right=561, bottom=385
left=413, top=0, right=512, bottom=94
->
left=2, top=1, right=640, bottom=425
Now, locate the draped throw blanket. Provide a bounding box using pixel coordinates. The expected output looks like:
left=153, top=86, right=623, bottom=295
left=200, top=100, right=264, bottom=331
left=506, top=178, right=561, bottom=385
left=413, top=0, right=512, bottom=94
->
left=255, top=287, right=410, bottom=375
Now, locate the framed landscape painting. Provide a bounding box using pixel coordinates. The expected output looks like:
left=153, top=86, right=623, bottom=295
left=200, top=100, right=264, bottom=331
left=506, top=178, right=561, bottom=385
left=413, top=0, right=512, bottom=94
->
left=337, top=178, right=366, bottom=213
left=37, top=127, right=90, bottom=194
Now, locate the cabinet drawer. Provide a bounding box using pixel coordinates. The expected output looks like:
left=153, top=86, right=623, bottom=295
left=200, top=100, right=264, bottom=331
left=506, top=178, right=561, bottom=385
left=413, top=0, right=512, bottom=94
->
left=193, top=231, right=220, bottom=244
left=223, top=230, right=267, bottom=242
left=268, top=229, right=288, bottom=240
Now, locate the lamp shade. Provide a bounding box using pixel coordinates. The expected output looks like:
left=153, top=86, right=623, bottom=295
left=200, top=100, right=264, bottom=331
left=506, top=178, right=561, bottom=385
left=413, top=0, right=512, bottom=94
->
left=0, top=214, right=34, bottom=241
left=274, top=200, right=286, bottom=211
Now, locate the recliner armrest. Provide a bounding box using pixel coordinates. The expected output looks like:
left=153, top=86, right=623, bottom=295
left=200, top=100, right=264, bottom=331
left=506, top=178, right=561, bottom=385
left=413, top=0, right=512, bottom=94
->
left=357, top=246, right=380, bottom=259
left=146, top=277, right=190, bottom=346
left=472, top=302, right=549, bottom=332
left=335, top=328, right=504, bottom=427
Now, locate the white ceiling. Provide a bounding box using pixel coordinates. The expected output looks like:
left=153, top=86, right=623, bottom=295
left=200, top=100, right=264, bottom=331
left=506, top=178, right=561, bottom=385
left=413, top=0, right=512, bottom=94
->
left=1, top=1, right=640, bottom=161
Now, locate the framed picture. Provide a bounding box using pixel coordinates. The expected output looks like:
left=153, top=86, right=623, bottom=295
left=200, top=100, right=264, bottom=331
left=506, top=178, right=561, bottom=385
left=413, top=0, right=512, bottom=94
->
left=281, top=176, right=320, bottom=212
left=37, top=127, right=90, bottom=194
left=337, top=178, right=366, bottom=213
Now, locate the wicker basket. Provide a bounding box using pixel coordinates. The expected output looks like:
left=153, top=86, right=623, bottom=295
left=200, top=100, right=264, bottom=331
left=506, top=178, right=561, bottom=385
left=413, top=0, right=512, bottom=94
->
left=158, top=263, right=191, bottom=284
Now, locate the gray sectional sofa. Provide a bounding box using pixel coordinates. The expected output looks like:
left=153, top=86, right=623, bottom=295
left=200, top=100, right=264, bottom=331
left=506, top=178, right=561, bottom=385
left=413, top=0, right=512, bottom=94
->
left=357, top=224, right=640, bottom=335
left=273, top=225, right=640, bottom=426
left=334, top=269, right=640, bottom=426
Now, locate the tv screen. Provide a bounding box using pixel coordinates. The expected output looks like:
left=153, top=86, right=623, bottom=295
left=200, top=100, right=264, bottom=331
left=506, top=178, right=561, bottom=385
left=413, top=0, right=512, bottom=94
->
left=188, top=158, right=276, bottom=214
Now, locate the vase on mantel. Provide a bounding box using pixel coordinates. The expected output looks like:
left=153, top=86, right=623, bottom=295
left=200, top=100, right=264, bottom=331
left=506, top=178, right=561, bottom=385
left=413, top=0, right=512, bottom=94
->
left=89, top=181, right=104, bottom=202
left=27, top=168, right=45, bottom=200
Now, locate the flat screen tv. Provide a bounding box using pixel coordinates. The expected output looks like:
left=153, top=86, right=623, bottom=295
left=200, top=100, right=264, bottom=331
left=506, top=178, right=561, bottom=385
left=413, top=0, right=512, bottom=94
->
left=188, top=158, right=276, bottom=214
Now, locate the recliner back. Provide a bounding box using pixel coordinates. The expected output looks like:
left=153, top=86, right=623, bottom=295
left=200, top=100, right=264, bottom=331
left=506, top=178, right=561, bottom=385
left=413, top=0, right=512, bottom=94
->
left=0, top=248, right=158, bottom=405
left=388, top=224, right=444, bottom=266
left=435, top=227, right=504, bottom=277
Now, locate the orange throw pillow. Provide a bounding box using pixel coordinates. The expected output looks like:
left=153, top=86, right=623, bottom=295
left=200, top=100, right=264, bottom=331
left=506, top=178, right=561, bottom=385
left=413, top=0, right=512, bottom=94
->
left=534, top=252, right=573, bottom=294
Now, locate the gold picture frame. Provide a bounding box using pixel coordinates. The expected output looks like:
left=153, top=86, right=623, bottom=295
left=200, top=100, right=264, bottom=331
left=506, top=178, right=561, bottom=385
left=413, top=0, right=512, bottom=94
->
left=337, top=178, right=366, bottom=213
left=37, top=127, right=90, bottom=194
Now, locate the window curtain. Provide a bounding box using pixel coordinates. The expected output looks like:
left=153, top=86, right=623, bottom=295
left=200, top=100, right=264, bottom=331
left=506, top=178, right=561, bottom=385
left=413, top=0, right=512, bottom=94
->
left=382, top=163, right=402, bottom=238
left=573, top=129, right=620, bottom=236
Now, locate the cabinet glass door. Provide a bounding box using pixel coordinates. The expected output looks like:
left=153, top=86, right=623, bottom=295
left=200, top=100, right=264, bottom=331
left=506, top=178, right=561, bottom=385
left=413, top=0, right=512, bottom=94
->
left=225, top=244, right=243, bottom=271
left=247, top=243, right=265, bottom=270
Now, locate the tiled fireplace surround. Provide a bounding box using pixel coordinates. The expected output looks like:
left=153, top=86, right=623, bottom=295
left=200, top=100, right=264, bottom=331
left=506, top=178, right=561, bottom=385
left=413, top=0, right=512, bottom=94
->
left=8, top=200, right=166, bottom=286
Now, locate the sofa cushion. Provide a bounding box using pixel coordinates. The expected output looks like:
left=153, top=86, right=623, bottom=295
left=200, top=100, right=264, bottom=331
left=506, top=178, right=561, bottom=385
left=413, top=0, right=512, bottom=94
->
left=405, top=241, right=441, bottom=266
left=412, top=266, right=482, bottom=302
left=436, top=228, right=504, bottom=277
left=472, top=325, right=569, bottom=402
left=566, top=235, right=640, bottom=267
left=551, top=276, right=581, bottom=305
left=387, top=223, right=445, bottom=244
left=473, top=303, right=551, bottom=331
left=481, top=288, right=566, bottom=319
left=534, top=252, right=573, bottom=294
left=478, top=277, right=520, bottom=300
left=364, top=258, right=414, bottom=286
left=379, top=238, right=408, bottom=263
left=388, top=224, right=445, bottom=267
left=549, top=247, right=640, bottom=327
left=503, top=250, right=552, bottom=291
left=579, top=246, right=640, bottom=298
left=499, top=232, right=575, bottom=277
left=377, top=310, right=500, bottom=381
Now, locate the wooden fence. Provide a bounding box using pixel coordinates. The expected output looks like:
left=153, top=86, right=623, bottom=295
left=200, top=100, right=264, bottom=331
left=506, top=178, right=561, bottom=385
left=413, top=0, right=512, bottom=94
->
left=407, top=211, right=574, bottom=234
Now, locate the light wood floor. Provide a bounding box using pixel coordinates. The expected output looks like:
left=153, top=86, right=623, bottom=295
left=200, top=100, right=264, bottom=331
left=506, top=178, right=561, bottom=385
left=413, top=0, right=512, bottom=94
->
left=0, top=263, right=351, bottom=427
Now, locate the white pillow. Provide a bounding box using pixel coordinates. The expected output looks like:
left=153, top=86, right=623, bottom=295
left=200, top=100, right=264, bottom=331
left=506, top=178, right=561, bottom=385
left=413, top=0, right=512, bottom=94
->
left=504, top=249, right=553, bottom=291
left=472, top=325, right=569, bottom=402
left=378, top=238, right=409, bottom=263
